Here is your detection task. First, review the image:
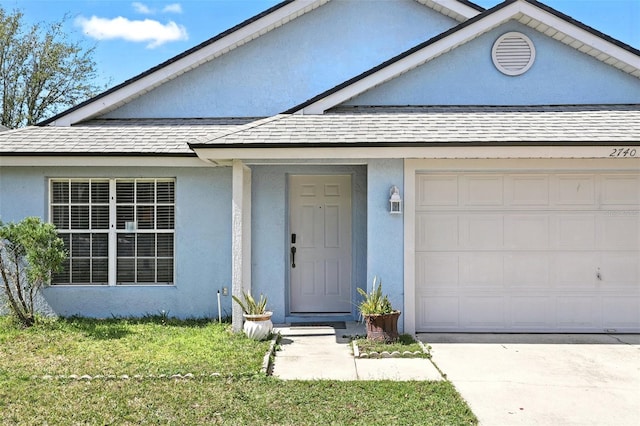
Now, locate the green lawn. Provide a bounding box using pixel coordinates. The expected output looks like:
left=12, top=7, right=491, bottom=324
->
left=0, top=316, right=477, bottom=425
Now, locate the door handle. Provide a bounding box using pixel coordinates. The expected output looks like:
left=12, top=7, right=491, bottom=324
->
left=291, top=246, right=296, bottom=268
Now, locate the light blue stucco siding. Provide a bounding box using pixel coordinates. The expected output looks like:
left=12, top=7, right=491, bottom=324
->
left=102, top=0, right=458, bottom=119
left=366, top=159, right=404, bottom=331
left=345, top=21, right=640, bottom=106
left=0, top=166, right=234, bottom=320
left=1, top=162, right=405, bottom=324
left=250, top=164, right=367, bottom=324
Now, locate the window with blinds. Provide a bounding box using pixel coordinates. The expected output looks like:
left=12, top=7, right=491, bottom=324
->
left=115, top=179, right=175, bottom=284
left=50, top=178, right=175, bottom=285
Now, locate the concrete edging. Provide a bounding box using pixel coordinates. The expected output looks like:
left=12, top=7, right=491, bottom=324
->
left=262, top=333, right=280, bottom=376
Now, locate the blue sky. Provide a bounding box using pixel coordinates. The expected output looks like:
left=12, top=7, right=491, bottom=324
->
left=2, top=0, right=639, bottom=88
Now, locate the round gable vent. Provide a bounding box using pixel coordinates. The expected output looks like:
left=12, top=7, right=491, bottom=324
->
left=492, top=32, right=536, bottom=76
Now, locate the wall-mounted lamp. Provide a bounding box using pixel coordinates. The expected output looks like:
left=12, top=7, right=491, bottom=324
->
left=389, top=185, right=402, bottom=215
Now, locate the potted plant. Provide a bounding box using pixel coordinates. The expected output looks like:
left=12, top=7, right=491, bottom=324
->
left=357, top=276, right=401, bottom=343
left=232, top=290, right=273, bottom=341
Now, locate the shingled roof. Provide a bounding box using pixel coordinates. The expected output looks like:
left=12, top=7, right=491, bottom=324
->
left=0, top=119, right=256, bottom=156
left=191, top=105, right=640, bottom=148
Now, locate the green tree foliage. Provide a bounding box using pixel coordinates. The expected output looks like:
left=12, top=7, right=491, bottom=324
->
left=0, top=7, right=101, bottom=128
left=0, top=217, right=66, bottom=326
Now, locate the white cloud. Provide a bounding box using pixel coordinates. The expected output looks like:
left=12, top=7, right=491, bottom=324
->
left=76, top=15, right=188, bottom=48
left=131, top=2, right=183, bottom=15
left=163, top=4, right=183, bottom=14
left=132, top=2, right=153, bottom=14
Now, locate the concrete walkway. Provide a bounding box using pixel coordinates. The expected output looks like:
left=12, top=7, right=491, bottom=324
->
left=272, top=323, right=442, bottom=381
left=271, top=326, right=640, bottom=425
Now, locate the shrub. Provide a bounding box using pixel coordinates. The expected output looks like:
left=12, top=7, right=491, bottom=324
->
left=0, top=217, right=66, bottom=326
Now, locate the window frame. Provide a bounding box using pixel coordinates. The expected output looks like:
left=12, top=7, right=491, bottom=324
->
left=49, top=178, right=176, bottom=286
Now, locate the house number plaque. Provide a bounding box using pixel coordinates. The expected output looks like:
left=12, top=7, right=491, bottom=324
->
left=609, top=148, right=637, bottom=157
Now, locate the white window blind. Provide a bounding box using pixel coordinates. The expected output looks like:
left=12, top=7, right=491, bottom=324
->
left=50, top=178, right=175, bottom=286
left=115, top=179, right=175, bottom=284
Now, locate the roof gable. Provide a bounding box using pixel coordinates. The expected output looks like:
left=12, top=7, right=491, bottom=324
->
left=342, top=20, right=640, bottom=107
left=41, top=0, right=482, bottom=126
left=290, top=0, right=640, bottom=114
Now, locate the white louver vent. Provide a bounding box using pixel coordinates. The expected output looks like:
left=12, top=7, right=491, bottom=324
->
left=492, top=32, right=536, bottom=76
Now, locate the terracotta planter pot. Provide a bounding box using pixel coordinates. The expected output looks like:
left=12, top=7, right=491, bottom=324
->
left=364, top=311, right=401, bottom=342
left=242, top=312, right=273, bottom=341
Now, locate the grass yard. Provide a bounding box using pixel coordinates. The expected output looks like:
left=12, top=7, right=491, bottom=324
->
left=0, top=316, right=270, bottom=378
left=0, top=316, right=477, bottom=425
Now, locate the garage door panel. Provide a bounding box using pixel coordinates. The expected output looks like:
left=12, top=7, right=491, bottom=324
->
left=463, top=175, right=504, bottom=206
left=554, top=253, right=598, bottom=288
left=600, top=253, right=640, bottom=285
left=415, top=169, right=640, bottom=333
left=601, top=175, right=640, bottom=205
left=418, top=295, right=459, bottom=328
left=599, top=215, right=640, bottom=250
left=510, top=296, right=554, bottom=328
left=508, top=175, right=550, bottom=206
left=417, top=175, right=458, bottom=207
left=460, top=296, right=505, bottom=328
left=556, top=214, right=596, bottom=249
left=416, top=253, right=459, bottom=287
left=505, top=215, right=550, bottom=249
left=460, top=254, right=504, bottom=287
left=416, top=214, right=459, bottom=250
left=602, top=297, right=640, bottom=329
left=555, top=175, right=596, bottom=206
left=463, top=215, right=504, bottom=249
left=556, top=296, right=600, bottom=329
left=504, top=253, right=550, bottom=287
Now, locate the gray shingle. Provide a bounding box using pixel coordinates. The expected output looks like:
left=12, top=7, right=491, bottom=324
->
left=0, top=118, right=258, bottom=155
left=2, top=107, right=639, bottom=155
left=194, top=105, right=640, bottom=146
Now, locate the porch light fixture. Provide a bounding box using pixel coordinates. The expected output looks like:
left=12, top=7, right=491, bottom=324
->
left=389, top=185, right=402, bottom=215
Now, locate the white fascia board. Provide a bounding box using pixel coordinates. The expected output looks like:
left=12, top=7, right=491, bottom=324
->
left=417, top=0, right=482, bottom=21
left=0, top=156, right=210, bottom=167
left=193, top=145, right=640, bottom=161
left=299, top=0, right=640, bottom=115
left=49, top=0, right=327, bottom=126
left=516, top=1, right=640, bottom=69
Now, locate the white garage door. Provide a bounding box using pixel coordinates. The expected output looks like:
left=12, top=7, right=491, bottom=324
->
left=415, top=171, right=640, bottom=332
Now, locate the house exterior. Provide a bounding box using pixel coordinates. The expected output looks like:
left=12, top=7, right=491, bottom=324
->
left=0, top=0, right=638, bottom=333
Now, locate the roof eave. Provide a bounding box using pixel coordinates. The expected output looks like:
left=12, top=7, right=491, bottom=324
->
left=416, top=0, right=484, bottom=22
left=191, top=144, right=640, bottom=165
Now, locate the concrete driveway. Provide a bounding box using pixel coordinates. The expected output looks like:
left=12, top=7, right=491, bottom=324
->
left=421, top=334, right=640, bottom=426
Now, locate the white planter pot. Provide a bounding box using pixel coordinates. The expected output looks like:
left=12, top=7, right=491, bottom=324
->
left=243, top=312, right=273, bottom=341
